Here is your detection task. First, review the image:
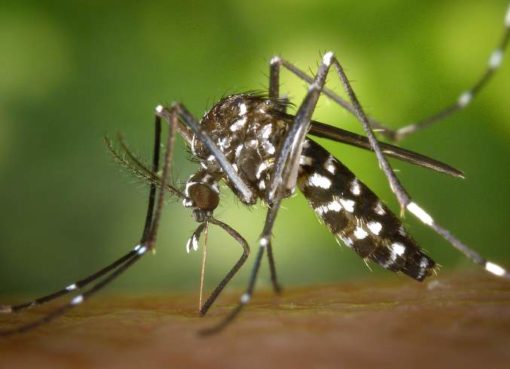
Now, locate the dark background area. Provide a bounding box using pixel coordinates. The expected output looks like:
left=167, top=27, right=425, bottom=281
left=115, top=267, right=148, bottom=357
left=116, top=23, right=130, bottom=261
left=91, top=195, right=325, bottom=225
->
left=0, top=0, right=509, bottom=298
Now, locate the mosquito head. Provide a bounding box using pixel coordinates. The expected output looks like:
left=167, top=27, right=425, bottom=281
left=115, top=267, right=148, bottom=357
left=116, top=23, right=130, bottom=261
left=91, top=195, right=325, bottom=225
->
left=182, top=170, right=220, bottom=223
left=187, top=182, right=219, bottom=212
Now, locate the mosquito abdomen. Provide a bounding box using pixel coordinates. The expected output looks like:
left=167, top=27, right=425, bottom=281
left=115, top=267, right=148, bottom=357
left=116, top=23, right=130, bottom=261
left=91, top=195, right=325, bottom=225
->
left=298, top=139, right=435, bottom=281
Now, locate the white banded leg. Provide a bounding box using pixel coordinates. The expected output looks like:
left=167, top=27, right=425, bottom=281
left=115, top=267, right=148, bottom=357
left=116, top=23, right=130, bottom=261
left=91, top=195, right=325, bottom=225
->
left=0, top=246, right=142, bottom=315
left=406, top=201, right=509, bottom=279
left=392, top=3, right=510, bottom=140
left=0, top=106, right=178, bottom=336
left=0, top=245, right=148, bottom=336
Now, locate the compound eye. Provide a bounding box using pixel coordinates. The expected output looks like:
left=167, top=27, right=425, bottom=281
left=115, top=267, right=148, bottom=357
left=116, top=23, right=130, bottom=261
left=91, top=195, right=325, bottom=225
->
left=188, top=183, right=219, bottom=211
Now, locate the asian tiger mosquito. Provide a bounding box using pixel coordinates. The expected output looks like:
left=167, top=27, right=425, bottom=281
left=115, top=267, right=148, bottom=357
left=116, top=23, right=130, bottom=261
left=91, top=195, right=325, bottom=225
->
left=1, top=3, right=510, bottom=336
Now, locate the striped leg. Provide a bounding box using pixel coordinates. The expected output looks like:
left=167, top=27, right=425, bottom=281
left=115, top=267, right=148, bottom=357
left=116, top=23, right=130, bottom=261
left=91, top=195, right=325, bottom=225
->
left=0, top=108, right=177, bottom=336
left=405, top=203, right=510, bottom=280
left=269, top=2, right=510, bottom=141
left=0, top=248, right=141, bottom=316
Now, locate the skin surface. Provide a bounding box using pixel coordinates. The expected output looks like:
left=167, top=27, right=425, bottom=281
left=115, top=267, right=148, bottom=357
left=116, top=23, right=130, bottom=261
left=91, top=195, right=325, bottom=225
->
left=1, top=272, right=509, bottom=369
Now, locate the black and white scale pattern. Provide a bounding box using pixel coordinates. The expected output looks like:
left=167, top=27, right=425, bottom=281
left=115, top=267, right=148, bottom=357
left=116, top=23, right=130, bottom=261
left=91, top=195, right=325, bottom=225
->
left=189, top=94, right=289, bottom=204
left=188, top=93, right=435, bottom=281
left=298, top=138, right=435, bottom=281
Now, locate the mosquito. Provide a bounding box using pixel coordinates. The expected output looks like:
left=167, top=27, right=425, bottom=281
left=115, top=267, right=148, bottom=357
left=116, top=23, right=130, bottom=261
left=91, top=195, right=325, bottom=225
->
left=1, top=3, right=509, bottom=336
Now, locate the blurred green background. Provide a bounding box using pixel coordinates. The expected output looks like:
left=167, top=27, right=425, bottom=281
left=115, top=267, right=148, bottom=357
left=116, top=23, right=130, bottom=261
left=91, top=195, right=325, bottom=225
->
left=0, top=0, right=509, bottom=299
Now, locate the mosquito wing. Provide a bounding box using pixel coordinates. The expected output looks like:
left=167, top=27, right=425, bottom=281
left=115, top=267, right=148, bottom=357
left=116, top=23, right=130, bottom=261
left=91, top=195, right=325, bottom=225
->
left=307, top=120, right=464, bottom=178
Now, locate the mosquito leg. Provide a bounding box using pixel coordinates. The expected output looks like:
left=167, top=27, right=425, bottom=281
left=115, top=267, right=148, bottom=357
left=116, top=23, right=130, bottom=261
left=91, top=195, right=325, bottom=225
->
left=142, top=107, right=179, bottom=249
left=269, top=56, right=281, bottom=101
left=0, top=114, right=165, bottom=317
left=405, top=202, right=509, bottom=280
left=322, top=53, right=411, bottom=212
left=270, top=56, right=376, bottom=126
left=199, top=217, right=250, bottom=316
left=200, top=194, right=284, bottom=335
left=267, top=52, right=340, bottom=204
left=0, top=248, right=139, bottom=315
left=141, top=114, right=163, bottom=242
left=199, top=247, right=263, bottom=335
left=265, top=54, right=344, bottom=294
left=182, top=217, right=250, bottom=316
left=258, top=56, right=298, bottom=295
left=265, top=242, right=282, bottom=294
left=392, top=5, right=510, bottom=140
left=199, top=209, right=276, bottom=335
left=0, top=246, right=147, bottom=336
left=0, top=112, right=169, bottom=336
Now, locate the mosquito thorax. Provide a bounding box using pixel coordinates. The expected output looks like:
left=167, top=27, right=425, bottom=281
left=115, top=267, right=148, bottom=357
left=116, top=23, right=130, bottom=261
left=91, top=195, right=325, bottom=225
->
left=192, top=94, right=289, bottom=204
